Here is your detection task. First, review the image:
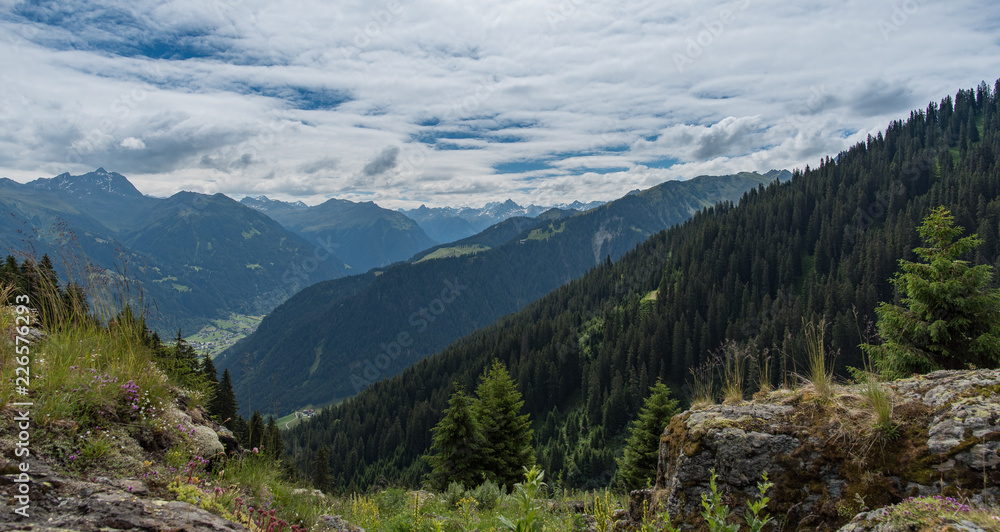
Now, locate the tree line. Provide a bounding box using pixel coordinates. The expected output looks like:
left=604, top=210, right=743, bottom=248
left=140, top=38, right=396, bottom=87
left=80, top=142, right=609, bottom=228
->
left=282, top=80, right=1000, bottom=490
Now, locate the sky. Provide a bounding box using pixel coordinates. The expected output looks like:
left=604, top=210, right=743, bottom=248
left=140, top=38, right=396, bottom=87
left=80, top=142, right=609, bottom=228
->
left=1, top=0, right=999, bottom=209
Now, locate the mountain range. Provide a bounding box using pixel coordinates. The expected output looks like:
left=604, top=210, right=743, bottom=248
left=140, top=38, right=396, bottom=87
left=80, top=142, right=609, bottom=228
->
left=215, top=171, right=781, bottom=416
left=1, top=169, right=349, bottom=333
left=0, top=169, right=612, bottom=334
left=239, top=196, right=436, bottom=273
left=401, top=199, right=607, bottom=243
left=282, top=82, right=1000, bottom=490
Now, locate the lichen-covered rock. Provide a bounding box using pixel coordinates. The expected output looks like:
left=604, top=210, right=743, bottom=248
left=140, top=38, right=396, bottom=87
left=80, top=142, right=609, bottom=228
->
left=0, top=458, right=247, bottom=531
left=166, top=406, right=232, bottom=460
left=654, top=370, right=1000, bottom=530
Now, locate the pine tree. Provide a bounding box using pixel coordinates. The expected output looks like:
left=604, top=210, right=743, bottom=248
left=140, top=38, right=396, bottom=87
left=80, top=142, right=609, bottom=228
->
left=426, top=384, right=486, bottom=490
left=473, top=360, right=535, bottom=487
left=248, top=411, right=265, bottom=450
left=865, top=207, right=1000, bottom=377
left=313, top=447, right=330, bottom=491
left=201, top=356, right=219, bottom=406
left=616, top=380, right=680, bottom=488
left=264, top=416, right=284, bottom=460
left=173, top=329, right=200, bottom=374
left=212, top=369, right=240, bottom=429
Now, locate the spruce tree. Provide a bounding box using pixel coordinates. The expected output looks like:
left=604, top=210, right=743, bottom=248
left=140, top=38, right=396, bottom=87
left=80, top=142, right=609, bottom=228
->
left=212, top=369, right=240, bottom=429
left=473, top=360, right=535, bottom=487
left=173, top=329, right=200, bottom=374
left=313, top=447, right=330, bottom=491
left=426, top=384, right=486, bottom=490
left=201, top=356, right=219, bottom=406
left=248, top=411, right=265, bottom=450
left=865, top=206, right=1000, bottom=377
left=616, top=380, right=680, bottom=488
left=265, top=416, right=284, bottom=460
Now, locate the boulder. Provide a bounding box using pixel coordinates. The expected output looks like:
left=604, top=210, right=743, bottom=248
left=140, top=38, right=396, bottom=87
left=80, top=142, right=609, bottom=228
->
left=653, top=370, right=1000, bottom=530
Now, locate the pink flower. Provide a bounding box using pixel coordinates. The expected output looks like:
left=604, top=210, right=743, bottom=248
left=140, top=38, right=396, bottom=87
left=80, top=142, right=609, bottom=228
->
left=253, top=447, right=259, bottom=454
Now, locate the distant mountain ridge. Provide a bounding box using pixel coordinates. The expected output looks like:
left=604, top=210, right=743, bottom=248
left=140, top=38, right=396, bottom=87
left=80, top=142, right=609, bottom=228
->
left=216, top=171, right=778, bottom=416
left=240, top=196, right=435, bottom=272
left=2, top=170, right=349, bottom=333
left=401, top=198, right=607, bottom=243
left=26, top=168, right=160, bottom=232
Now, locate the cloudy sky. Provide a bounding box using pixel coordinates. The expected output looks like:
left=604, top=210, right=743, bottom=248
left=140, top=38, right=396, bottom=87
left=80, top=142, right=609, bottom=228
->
left=1, top=0, right=998, bottom=209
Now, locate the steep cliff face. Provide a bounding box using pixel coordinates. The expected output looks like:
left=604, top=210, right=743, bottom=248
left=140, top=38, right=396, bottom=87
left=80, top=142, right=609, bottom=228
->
left=652, top=370, right=1000, bottom=530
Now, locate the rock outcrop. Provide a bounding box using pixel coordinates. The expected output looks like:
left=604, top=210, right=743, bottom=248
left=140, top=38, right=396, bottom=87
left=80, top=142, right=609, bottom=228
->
left=0, top=457, right=248, bottom=531
left=651, top=370, right=1000, bottom=530
left=0, top=402, right=244, bottom=531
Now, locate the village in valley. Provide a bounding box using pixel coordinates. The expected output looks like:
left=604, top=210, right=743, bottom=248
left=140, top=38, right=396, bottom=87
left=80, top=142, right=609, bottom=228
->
left=185, top=313, right=264, bottom=358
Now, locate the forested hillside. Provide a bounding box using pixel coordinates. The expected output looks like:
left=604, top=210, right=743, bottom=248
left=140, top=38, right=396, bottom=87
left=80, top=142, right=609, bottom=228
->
left=217, top=172, right=769, bottom=417
left=285, top=81, right=1000, bottom=490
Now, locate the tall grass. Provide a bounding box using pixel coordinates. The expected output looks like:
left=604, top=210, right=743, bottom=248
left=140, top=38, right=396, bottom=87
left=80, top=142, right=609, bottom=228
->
left=852, top=309, right=896, bottom=438
left=802, top=319, right=835, bottom=403
left=720, top=341, right=747, bottom=404
left=688, top=361, right=716, bottom=408
left=755, top=347, right=773, bottom=395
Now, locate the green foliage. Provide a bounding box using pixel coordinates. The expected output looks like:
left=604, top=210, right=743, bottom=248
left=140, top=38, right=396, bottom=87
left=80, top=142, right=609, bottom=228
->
left=222, top=173, right=770, bottom=416
left=313, top=447, right=330, bottom=491
left=248, top=411, right=265, bottom=449
left=498, top=466, right=546, bottom=532
left=426, top=385, right=487, bottom=491
left=874, top=495, right=1000, bottom=529
left=744, top=473, right=773, bottom=532
left=639, top=498, right=680, bottom=532
left=590, top=489, right=616, bottom=532
left=428, top=364, right=534, bottom=490
left=701, top=470, right=739, bottom=532
left=617, top=380, right=680, bottom=489
left=472, top=480, right=503, bottom=511
left=699, top=469, right=774, bottom=532
left=444, top=481, right=467, bottom=508
left=287, top=81, right=1000, bottom=490
left=473, top=360, right=535, bottom=487
left=264, top=416, right=284, bottom=459
left=865, top=206, right=1000, bottom=377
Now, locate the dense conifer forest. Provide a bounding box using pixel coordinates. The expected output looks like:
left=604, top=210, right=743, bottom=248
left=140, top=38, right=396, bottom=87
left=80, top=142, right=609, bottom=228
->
left=285, top=81, right=1000, bottom=491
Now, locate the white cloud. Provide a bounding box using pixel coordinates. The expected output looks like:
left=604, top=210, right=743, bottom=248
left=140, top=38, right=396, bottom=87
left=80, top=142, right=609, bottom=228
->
left=120, top=137, right=146, bottom=149
left=0, top=0, right=997, bottom=208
